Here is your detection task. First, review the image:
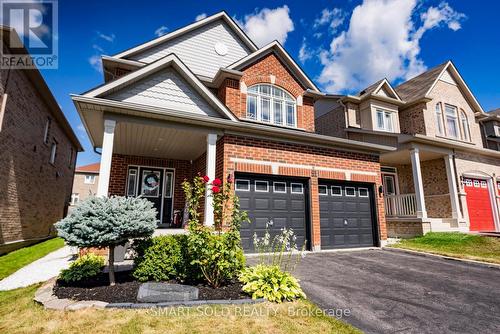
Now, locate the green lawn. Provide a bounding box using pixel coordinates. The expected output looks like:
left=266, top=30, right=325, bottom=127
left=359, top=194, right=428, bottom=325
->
left=0, top=238, right=65, bottom=280
left=391, top=232, right=500, bottom=264
left=0, top=284, right=361, bottom=334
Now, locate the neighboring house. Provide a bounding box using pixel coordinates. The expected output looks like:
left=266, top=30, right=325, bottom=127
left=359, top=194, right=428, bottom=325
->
left=0, top=26, right=83, bottom=254
left=316, top=61, right=500, bottom=237
left=73, top=12, right=394, bottom=252
left=70, top=163, right=100, bottom=207
left=478, top=109, right=500, bottom=151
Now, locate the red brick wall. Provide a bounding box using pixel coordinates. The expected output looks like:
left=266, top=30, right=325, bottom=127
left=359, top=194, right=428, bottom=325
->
left=0, top=64, right=77, bottom=248
left=217, top=53, right=315, bottom=132
left=219, top=135, right=387, bottom=248
left=109, top=154, right=192, bottom=212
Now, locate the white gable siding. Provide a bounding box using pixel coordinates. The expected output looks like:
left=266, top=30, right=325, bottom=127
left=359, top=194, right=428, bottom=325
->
left=128, top=20, right=251, bottom=78
left=376, top=86, right=389, bottom=97
left=106, top=68, right=222, bottom=118
left=439, top=69, right=458, bottom=85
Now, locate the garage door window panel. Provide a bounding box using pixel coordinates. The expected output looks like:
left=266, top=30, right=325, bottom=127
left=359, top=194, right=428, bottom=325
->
left=273, top=182, right=287, bottom=193
left=318, top=185, right=328, bottom=196
left=235, top=179, right=250, bottom=191
left=291, top=183, right=304, bottom=194
left=255, top=181, right=269, bottom=192
left=358, top=188, right=369, bottom=197
left=331, top=186, right=342, bottom=196
left=345, top=187, right=356, bottom=197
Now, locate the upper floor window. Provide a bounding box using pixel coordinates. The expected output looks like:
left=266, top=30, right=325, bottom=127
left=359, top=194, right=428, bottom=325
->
left=43, top=118, right=51, bottom=144
left=460, top=110, right=470, bottom=142
left=84, top=175, right=96, bottom=184
left=444, top=104, right=459, bottom=139
left=49, top=142, right=57, bottom=164
left=375, top=109, right=394, bottom=132
left=435, top=103, right=444, bottom=135
left=246, top=84, right=296, bottom=127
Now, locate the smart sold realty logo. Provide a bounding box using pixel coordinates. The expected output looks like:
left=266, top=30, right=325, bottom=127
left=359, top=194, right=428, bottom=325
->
left=1, top=0, right=58, bottom=69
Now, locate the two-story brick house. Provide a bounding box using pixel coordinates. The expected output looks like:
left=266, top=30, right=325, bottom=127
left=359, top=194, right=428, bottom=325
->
left=70, top=163, right=100, bottom=208
left=74, top=12, right=395, bottom=252
left=479, top=109, right=500, bottom=151
left=0, top=26, right=83, bottom=254
left=316, top=61, right=500, bottom=237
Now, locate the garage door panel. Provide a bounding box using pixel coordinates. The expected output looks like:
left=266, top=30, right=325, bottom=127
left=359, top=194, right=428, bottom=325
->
left=255, top=198, right=270, bottom=210
left=464, top=178, right=495, bottom=232
left=319, top=182, right=376, bottom=249
left=237, top=174, right=309, bottom=252
left=273, top=199, right=287, bottom=210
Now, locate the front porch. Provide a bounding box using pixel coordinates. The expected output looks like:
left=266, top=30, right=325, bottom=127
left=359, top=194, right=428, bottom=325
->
left=96, top=115, right=220, bottom=228
left=381, top=145, right=467, bottom=238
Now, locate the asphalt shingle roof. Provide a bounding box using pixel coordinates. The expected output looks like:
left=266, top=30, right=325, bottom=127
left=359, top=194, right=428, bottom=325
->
left=395, top=62, right=448, bottom=102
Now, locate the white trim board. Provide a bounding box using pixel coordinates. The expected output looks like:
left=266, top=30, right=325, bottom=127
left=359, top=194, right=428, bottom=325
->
left=230, top=157, right=378, bottom=180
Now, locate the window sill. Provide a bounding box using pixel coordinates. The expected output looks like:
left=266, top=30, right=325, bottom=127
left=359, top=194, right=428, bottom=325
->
left=242, top=118, right=304, bottom=131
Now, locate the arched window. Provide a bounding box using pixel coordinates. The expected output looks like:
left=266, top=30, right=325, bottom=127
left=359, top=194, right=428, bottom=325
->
left=435, top=103, right=444, bottom=135
left=246, top=84, right=296, bottom=127
left=460, top=110, right=470, bottom=141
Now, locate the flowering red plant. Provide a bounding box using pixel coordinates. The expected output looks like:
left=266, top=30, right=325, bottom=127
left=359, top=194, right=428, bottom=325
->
left=211, top=186, right=221, bottom=194
left=212, top=178, right=222, bottom=187
left=202, top=175, right=210, bottom=183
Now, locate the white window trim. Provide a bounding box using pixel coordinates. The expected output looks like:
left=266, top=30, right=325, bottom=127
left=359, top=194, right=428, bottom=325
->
left=358, top=187, right=369, bottom=197
left=494, top=125, right=500, bottom=137
left=375, top=108, right=394, bottom=132
left=345, top=187, right=356, bottom=197
left=318, top=185, right=328, bottom=196
left=49, top=142, right=57, bottom=164
left=290, top=183, right=304, bottom=194
left=255, top=180, right=269, bottom=192
left=126, top=168, right=138, bottom=197
left=246, top=84, right=297, bottom=128
left=164, top=171, right=174, bottom=198
left=435, top=103, right=444, bottom=136
left=444, top=104, right=459, bottom=139
left=273, top=182, right=287, bottom=193
left=235, top=179, right=250, bottom=192
left=331, top=186, right=342, bottom=196
left=43, top=118, right=51, bottom=144
left=84, top=175, right=96, bottom=184
left=459, top=110, right=470, bottom=142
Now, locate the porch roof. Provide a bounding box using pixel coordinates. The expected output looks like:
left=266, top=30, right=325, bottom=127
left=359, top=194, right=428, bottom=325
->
left=72, top=95, right=396, bottom=158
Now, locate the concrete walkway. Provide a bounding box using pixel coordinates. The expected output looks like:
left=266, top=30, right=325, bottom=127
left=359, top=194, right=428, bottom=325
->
left=0, top=246, right=75, bottom=291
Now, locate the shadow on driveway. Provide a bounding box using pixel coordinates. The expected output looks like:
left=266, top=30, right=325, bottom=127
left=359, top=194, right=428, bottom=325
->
left=294, top=249, right=500, bottom=334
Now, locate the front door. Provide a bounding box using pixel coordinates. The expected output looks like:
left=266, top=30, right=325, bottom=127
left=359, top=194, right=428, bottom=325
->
left=138, top=167, right=163, bottom=223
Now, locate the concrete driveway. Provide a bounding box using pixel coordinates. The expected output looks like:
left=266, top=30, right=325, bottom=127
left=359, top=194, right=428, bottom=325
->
left=294, top=249, right=500, bottom=334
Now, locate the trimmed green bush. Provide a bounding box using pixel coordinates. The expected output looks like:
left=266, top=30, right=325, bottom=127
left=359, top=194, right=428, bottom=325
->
left=133, top=235, right=195, bottom=282
left=239, top=264, right=306, bottom=303
left=60, top=253, right=105, bottom=283
left=55, top=196, right=158, bottom=285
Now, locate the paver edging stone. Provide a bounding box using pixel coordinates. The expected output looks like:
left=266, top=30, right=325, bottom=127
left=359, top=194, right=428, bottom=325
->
left=34, top=279, right=265, bottom=311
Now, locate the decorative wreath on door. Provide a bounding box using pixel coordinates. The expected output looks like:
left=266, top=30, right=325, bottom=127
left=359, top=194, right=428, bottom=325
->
left=143, top=173, right=159, bottom=189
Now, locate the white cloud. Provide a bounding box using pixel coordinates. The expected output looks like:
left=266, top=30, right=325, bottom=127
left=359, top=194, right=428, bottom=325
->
left=298, top=38, right=312, bottom=64
left=88, top=54, right=102, bottom=73
left=318, top=0, right=466, bottom=93
left=237, top=6, right=294, bottom=47
left=314, top=8, right=345, bottom=32
left=195, top=13, right=207, bottom=21
left=97, top=32, right=115, bottom=42
left=154, top=25, right=168, bottom=37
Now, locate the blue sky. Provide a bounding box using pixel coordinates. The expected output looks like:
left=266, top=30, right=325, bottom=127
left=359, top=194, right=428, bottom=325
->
left=28, top=0, right=500, bottom=166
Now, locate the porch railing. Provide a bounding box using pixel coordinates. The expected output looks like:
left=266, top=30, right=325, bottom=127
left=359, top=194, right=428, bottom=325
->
left=384, top=193, right=417, bottom=217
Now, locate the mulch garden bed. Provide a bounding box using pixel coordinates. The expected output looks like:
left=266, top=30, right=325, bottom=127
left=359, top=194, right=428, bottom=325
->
left=53, top=270, right=248, bottom=303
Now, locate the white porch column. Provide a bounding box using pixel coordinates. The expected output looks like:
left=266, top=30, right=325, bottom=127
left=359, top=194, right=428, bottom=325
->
left=444, top=154, right=462, bottom=219
left=410, top=148, right=427, bottom=219
left=204, top=133, right=217, bottom=226
left=97, top=119, right=116, bottom=197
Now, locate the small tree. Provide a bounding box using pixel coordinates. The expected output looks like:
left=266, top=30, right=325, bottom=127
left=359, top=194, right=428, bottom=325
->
left=55, top=196, right=158, bottom=285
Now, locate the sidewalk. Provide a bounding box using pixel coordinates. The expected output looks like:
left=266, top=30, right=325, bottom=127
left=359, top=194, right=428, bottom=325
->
left=0, top=246, right=75, bottom=291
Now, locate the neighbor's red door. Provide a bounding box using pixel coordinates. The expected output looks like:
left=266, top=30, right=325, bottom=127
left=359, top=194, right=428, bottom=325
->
left=464, top=178, right=495, bottom=231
